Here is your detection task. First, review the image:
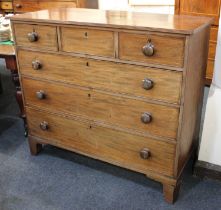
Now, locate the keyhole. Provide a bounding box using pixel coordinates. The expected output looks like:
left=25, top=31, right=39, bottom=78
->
left=86, top=61, right=89, bottom=67
left=88, top=93, right=91, bottom=98
left=89, top=125, right=92, bottom=129
left=84, top=32, right=88, bottom=38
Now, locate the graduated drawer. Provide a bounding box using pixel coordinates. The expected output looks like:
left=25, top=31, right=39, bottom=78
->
left=22, top=77, right=179, bottom=139
left=18, top=50, right=182, bottom=104
left=13, top=24, right=58, bottom=51
left=60, top=27, right=115, bottom=57
left=27, top=107, right=175, bottom=176
left=119, top=32, right=185, bottom=68
left=13, top=0, right=77, bottom=12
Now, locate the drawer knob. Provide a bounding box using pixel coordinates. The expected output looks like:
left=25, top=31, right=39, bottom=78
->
left=32, top=60, right=42, bottom=70
left=140, top=148, right=151, bottom=159
left=142, top=78, right=154, bottom=90
left=15, top=4, right=22, bottom=8
left=142, top=39, right=154, bottom=57
left=40, top=121, right=49, bottom=131
left=36, top=90, right=46, bottom=99
left=27, top=32, right=38, bottom=42
left=141, top=112, right=152, bottom=124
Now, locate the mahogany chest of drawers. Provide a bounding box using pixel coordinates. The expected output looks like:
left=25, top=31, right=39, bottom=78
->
left=11, top=8, right=212, bottom=203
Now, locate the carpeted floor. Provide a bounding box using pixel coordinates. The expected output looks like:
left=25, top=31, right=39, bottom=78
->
left=0, top=59, right=221, bottom=210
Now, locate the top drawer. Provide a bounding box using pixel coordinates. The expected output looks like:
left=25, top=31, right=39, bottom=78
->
left=13, top=23, right=58, bottom=51
left=119, top=32, right=185, bottom=68
left=60, top=27, right=115, bottom=57
left=13, top=0, right=77, bottom=13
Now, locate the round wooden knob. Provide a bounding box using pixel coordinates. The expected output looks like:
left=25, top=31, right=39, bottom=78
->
left=40, top=121, right=49, bottom=131
left=32, top=60, right=42, bottom=70
left=140, top=148, right=151, bottom=159
left=27, top=32, right=38, bottom=42
left=15, top=4, right=22, bottom=8
left=142, top=78, right=154, bottom=90
left=142, top=39, right=154, bottom=56
left=141, top=112, right=152, bottom=124
left=36, top=90, right=46, bottom=99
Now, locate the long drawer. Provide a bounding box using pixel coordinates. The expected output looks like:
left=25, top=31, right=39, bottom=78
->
left=26, top=107, right=175, bottom=176
left=22, top=77, right=179, bottom=139
left=17, top=50, right=183, bottom=104
left=13, top=24, right=58, bottom=51
left=119, top=32, right=185, bottom=68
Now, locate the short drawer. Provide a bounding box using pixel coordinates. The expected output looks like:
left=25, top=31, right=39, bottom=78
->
left=27, top=107, right=175, bottom=176
left=13, top=24, right=58, bottom=51
left=206, top=59, right=215, bottom=80
left=60, top=27, right=115, bottom=57
left=13, top=0, right=77, bottom=13
left=18, top=50, right=183, bottom=104
left=210, top=26, right=218, bottom=42
left=1, top=2, right=13, bottom=10
left=208, top=42, right=216, bottom=60
left=22, top=77, right=179, bottom=139
left=119, top=32, right=185, bottom=68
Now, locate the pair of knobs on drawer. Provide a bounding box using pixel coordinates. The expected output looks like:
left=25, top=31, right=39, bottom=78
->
left=39, top=121, right=151, bottom=159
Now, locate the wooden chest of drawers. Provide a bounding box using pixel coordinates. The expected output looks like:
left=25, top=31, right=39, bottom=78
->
left=11, top=8, right=212, bottom=203
left=175, top=0, right=220, bottom=84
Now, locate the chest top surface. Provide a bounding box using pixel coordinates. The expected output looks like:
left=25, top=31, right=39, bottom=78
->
left=11, top=8, right=213, bottom=34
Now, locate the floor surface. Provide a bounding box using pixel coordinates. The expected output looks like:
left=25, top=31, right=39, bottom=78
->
left=0, top=59, right=221, bottom=210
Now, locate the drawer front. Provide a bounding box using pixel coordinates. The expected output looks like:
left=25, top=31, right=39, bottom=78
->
left=208, top=42, right=216, bottom=60
left=13, top=24, right=58, bottom=51
left=27, top=107, right=175, bottom=176
left=18, top=50, right=183, bottom=104
left=60, top=27, right=115, bottom=57
left=206, top=59, right=214, bottom=80
left=1, top=2, right=13, bottom=10
left=119, top=32, right=185, bottom=68
left=22, top=77, right=179, bottom=139
left=13, top=1, right=77, bottom=12
left=210, top=27, right=218, bottom=42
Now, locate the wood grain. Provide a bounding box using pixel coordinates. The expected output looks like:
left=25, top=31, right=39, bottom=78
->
left=22, top=77, right=180, bottom=139
left=13, top=0, right=77, bottom=13
left=1, top=1, right=13, bottom=10
left=26, top=107, right=176, bottom=177
left=206, top=59, right=215, bottom=80
left=10, top=8, right=213, bottom=35
left=119, top=32, right=185, bottom=68
left=175, top=0, right=220, bottom=84
left=179, top=0, right=220, bottom=25
left=17, top=49, right=183, bottom=104
left=13, top=23, right=58, bottom=51
left=60, top=26, right=115, bottom=57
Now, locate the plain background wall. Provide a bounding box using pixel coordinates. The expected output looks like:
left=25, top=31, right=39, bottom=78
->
left=198, top=14, right=221, bottom=165
left=98, top=0, right=175, bottom=14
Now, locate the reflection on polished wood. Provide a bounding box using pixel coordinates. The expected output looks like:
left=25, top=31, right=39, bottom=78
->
left=11, top=8, right=213, bottom=35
